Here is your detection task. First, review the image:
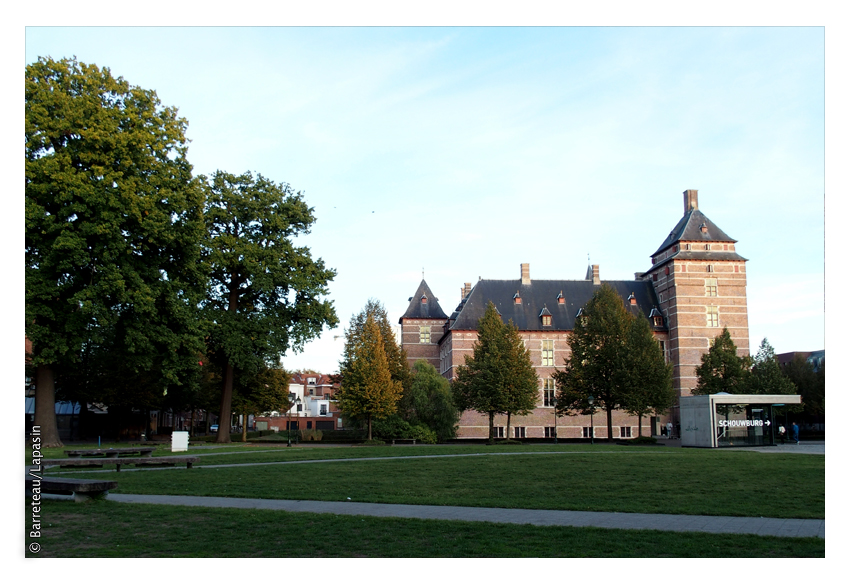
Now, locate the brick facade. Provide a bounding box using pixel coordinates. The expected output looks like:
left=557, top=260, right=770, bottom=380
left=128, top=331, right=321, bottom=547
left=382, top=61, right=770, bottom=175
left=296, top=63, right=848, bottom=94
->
left=399, top=190, right=748, bottom=438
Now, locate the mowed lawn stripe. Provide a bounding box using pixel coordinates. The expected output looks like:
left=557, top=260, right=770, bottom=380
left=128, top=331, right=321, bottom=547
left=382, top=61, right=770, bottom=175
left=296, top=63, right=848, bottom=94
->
left=55, top=449, right=824, bottom=519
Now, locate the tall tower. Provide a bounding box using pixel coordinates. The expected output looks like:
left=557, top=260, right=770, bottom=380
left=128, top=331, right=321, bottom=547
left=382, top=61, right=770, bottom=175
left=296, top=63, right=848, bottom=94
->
left=398, top=280, right=448, bottom=371
left=644, top=190, right=749, bottom=414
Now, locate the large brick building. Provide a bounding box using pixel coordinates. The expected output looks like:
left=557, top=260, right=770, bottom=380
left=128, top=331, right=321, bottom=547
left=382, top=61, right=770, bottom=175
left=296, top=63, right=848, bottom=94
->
left=399, top=190, right=749, bottom=439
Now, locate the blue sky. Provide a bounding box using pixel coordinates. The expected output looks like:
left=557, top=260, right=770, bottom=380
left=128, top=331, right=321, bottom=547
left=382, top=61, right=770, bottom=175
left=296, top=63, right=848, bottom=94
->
left=23, top=26, right=825, bottom=373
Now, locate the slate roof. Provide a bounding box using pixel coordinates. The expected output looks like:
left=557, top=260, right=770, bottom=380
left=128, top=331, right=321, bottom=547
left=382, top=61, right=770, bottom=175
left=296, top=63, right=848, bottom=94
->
left=448, top=279, right=663, bottom=332
left=652, top=209, right=737, bottom=256
left=399, top=280, right=448, bottom=322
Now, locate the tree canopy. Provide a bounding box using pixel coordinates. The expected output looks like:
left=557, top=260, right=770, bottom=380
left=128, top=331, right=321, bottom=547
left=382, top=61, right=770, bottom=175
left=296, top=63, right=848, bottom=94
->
left=693, top=328, right=751, bottom=395
left=452, top=302, right=538, bottom=443
left=554, top=284, right=671, bottom=441
left=748, top=339, right=796, bottom=396
left=202, top=170, right=338, bottom=442
left=25, top=56, right=205, bottom=447
left=337, top=314, right=403, bottom=440
left=402, top=360, right=460, bottom=442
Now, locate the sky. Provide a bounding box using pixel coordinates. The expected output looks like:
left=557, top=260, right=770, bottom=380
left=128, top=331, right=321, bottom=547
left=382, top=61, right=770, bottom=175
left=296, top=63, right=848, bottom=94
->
left=22, top=25, right=826, bottom=373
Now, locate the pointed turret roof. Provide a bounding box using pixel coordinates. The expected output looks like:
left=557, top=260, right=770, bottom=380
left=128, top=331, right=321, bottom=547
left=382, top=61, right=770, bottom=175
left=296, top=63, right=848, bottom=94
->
left=399, top=280, right=448, bottom=322
left=646, top=190, right=748, bottom=272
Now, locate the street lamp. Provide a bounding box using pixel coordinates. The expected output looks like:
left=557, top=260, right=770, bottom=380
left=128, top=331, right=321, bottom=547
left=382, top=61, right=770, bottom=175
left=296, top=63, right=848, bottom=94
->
left=588, top=395, right=595, bottom=445
left=287, top=397, right=302, bottom=447
left=553, top=396, right=558, bottom=445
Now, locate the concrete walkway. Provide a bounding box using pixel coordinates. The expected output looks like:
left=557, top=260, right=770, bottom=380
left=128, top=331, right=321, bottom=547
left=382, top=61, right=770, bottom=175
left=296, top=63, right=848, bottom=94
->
left=107, top=493, right=825, bottom=539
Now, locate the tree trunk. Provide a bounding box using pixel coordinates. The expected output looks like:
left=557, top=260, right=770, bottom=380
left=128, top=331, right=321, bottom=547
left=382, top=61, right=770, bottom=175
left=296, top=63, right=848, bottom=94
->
left=217, top=361, right=234, bottom=443
left=34, top=364, right=63, bottom=448
left=637, top=414, right=643, bottom=437
left=190, top=409, right=195, bottom=438
left=241, top=409, right=248, bottom=442
left=506, top=412, right=512, bottom=442
left=606, top=406, right=614, bottom=443
left=367, top=413, right=372, bottom=441
left=488, top=411, right=495, bottom=445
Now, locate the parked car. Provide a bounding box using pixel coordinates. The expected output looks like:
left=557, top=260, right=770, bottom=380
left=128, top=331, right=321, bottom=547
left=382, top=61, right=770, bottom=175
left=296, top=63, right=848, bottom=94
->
left=210, top=424, right=219, bottom=433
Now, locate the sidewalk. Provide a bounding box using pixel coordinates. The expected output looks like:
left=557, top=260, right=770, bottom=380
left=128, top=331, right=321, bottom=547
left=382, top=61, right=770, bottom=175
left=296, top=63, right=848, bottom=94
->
left=106, top=493, right=825, bottom=539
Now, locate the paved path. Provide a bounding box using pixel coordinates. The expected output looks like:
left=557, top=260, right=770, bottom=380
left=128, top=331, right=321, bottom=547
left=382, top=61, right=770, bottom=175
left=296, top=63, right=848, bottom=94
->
left=106, top=493, right=824, bottom=539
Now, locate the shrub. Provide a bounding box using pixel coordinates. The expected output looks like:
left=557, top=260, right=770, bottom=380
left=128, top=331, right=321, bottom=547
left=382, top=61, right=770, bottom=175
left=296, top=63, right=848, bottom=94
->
left=300, top=429, right=323, bottom=442
left=631, top=435, right=658, bottom=445
left=361, top=438, right=386, bottom=446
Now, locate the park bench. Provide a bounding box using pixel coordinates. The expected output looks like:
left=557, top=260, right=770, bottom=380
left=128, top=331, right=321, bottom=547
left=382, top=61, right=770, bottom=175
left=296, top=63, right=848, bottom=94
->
left=45, top=456, right=199, bottom=472
left=65, top=447, right=156, bottom=458
left=391, top=439, right=417, bottom=445
left=26, top=477, right=118, bottom=502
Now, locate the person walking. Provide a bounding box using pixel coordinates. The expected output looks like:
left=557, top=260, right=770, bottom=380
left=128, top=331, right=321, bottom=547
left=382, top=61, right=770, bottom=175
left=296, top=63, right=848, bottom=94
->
left=791, top=422, right=800, bottom=444
left=778, top=424, right=786, bottom=444
left=666, top=422, right=674, bottom=439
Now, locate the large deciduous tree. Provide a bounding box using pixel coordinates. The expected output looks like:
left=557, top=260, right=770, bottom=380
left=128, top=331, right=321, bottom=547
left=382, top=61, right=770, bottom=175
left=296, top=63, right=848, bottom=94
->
left=452, top=302, right=538, bottom=444
left=554, top=284, right=670, bottom=442
left=203, top=170, right=338, bottom=443
left=782, top=354, right=824, bottom=418
left=619, top=315, right=675, bottom=436
left=25, top=57, right=205, bottom=447
left=337, top=314, right=403, bottom=440
left=693, top=327, right=752, bottom=395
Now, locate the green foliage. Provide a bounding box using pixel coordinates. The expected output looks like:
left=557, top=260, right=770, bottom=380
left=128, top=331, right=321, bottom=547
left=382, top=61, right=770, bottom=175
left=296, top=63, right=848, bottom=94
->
left=202, top=170, right=337, bottom=441
left=748, top=339, right=797, bottom=396
left=554, top=285, right=671, bottom=440
left=781, top=354, right=822, bottom=417
left=693, top=328, right=752, bottom=395
left=371, top=415, right=438, bottom=444
left=452, top=302, right=539, bottom=443
left=337, top=314, right=403, bottom=440
left=401, top=360, right=460, bottom=442
left=340, top=299, right=411, bottom=392
left=619, top=314, right=676, bottom=435
left=25, top=56, right=206, bottom=446
left=630, top=435, right=658, bottom=445
left=299, top=429, right=323, bottom=442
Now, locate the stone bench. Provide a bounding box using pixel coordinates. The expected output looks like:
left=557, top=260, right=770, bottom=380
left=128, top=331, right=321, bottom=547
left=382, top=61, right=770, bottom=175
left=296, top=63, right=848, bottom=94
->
left=27, top=477, right=118, bottom=502
left=46, top=456, right=199, bottom=472
left=391, top=439, right=417, bottom=445
left=65, top=447, right=156, bottom=458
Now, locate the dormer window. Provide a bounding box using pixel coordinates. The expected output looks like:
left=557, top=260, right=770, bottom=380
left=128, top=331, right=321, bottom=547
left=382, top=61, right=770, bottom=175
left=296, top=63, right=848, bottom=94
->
left=542, top=315, right=552, bottom=326
left=649, top=308, right=664, bottom=328
left=700, top=223, right=708, bottom=233
left=627, top=292, right=637, bottom=306
left=514, top=292, right=522, bottom=305
left=539, top=306, right=552, bottom=327
left=420, top=295, right=427, bottom=304
left=557, top=291, right=565, bottom=305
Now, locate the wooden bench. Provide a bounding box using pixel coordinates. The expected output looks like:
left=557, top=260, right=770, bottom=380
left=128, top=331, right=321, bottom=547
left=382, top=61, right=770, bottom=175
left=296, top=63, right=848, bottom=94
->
left=391, top=439, right=417, bottom=445
left=27, top=477, right=118, bottom=502
left=65, top=447, right=156, bottom=458
left=45, top=456, right=199, bottom=472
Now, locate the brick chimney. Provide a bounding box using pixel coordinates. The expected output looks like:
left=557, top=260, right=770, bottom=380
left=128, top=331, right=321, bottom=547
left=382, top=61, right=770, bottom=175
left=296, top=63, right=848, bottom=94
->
left=461, top=282, right=472, bottom=299
left=684, top=189, right=698, bottom=215
left=592, top=264, right=600, bottom=285
left=521, top=263, right=530, bottom=285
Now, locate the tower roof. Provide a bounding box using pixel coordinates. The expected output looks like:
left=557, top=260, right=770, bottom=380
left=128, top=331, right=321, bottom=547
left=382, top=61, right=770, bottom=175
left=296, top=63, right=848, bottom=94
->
left=652, top=208, right=737, bottom=256
left=399, top=280, right=448, bottom=322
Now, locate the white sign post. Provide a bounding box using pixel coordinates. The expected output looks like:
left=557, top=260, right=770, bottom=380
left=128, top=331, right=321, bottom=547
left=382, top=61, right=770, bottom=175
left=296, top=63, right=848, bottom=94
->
left=172, top=431, right=189, bottom=452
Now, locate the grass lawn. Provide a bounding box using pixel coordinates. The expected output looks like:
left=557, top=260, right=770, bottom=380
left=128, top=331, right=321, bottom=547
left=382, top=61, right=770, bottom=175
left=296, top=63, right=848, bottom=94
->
left=25, top=499, right=824, bottom=558
left=42, top=445, right=825, bottom=519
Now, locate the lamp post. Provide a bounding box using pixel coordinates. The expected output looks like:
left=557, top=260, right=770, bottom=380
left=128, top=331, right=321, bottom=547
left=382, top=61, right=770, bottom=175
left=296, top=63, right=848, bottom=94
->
left=588, top=395, right=595, bottom=445
left=553, top=397, right=558, bottom=445
left=287, top=397, right=302, bottom=447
